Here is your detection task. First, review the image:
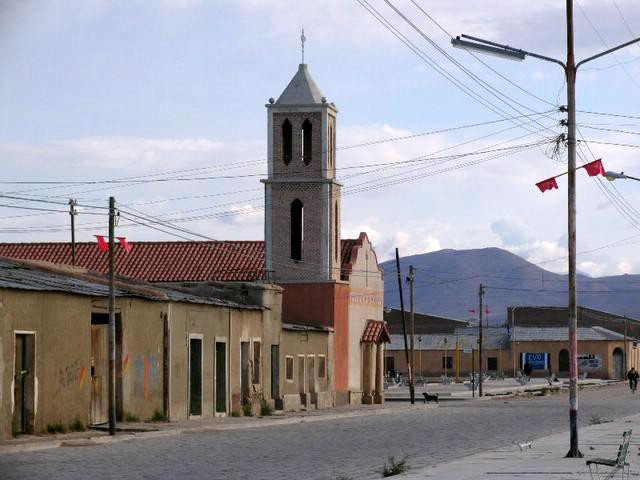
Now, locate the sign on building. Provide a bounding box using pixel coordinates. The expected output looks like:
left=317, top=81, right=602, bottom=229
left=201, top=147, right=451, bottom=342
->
left=522, top=352, right=548, bottom=370
left=577, top=353, right=601, bottom=369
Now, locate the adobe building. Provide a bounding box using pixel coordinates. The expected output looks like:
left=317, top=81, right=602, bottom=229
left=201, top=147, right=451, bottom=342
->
left=0, top=258, right=280, bottom=440
left=0, top=61, right=387, bottom=408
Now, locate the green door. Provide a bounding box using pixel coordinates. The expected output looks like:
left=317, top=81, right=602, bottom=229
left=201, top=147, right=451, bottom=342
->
left=13, top=333, right=35, bottom=435
left=189, top=338, right=202, bottom=416
left=215, top=342, right=226, bottom=414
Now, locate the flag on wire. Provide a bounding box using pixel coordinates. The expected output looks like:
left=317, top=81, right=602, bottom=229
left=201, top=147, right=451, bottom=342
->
left=95, top=235, right=108, bottom=252
left=583, top=158, right=605, bottom=177
left=536, top=177, right=559, bottom=193
left=117, top=237, right=132, bottom=253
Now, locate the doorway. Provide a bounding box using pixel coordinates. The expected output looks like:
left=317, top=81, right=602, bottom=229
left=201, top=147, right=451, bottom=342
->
left=559, top=349, right=570, bottom=373
left=189, top=336, right=203, bottom=417
left=307, top=355, right=315, bottom=394
left=240, top=341, right=250, bottom=404
left=215, top=341, right=227, bottom=416
left=613, top=348, right=624, bottom=379
left=297, top=355, right=305, bottom=397
left=90, top=323, right=108, bottom=425
left=271, top=345, right=280, bottom=401
left=13, top=332, right=35, bottom=435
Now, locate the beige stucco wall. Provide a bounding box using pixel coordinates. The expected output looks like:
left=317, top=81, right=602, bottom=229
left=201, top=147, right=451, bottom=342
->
left=346, top=236, right=384, bottom=394
left=280, top=329, right=333, bottom=397
left=0, top=290, right=93, bottom=439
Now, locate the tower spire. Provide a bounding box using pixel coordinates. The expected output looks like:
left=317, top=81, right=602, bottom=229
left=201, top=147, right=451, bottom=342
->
left=301, top=28, right=306, bottom=64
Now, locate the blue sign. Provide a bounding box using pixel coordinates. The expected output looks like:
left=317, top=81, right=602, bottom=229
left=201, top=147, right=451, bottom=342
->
left=523, top=352, right=547, bottom=370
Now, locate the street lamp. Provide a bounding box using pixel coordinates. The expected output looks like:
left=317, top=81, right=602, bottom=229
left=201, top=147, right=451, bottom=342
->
left=418, top=336, right=423, bottom=379
left=453, top=0, right=640, bottom=458
left=605, top=171, right=640, bottom=182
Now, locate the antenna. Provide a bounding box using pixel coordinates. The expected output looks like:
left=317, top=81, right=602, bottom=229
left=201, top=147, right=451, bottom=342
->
left=301, top=28, right=306, bottom=64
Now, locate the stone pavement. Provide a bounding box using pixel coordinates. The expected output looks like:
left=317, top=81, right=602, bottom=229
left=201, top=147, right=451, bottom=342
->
left=404, top=411, right=640, bottom=479
left=0, top=401, right=434, bottom=455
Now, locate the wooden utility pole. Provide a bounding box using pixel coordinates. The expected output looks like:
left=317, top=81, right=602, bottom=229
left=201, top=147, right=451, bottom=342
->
left=408, top=265, right=416, bottom=388
left=108, top=196, right=116, bottom=436
left=471, top=348, right=475, bottom=398
left=478, top=284, right=484, bottom=397
left=395, top=248, right=414, bottom=404
left=68, top=199, right=77, bottom=266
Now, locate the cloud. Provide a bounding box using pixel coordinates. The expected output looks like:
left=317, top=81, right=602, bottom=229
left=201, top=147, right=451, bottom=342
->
left=490, top=216, right=533, bottom=247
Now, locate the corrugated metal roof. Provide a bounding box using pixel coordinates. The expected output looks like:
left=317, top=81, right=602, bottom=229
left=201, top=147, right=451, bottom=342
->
left=0, top=240, right=359, bottom=283
left=512, top=326, right=624, bottom=341
left=0, top=258, right=261, bottom=309
left=388, top=332, right=509, bottom=351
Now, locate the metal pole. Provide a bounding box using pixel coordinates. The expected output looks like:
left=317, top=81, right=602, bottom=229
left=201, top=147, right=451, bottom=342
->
left=565, top=0, right=581, bottom=458
left=108, top=196, right=116, bottom=436
left=395, top=248, right=414, bottom=404
left=471, top=348, right=475, bottom=398
left=478, top=284, right=484, bottom=397
left=624, top=316, right=628, bottom=374
left=69, top=199, right=77, bottom=266
left=409, top=265, right=415, bottom=392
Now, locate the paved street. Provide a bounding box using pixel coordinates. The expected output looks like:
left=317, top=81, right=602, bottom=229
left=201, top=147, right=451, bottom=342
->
left=1, top=384, right=639, bottom=480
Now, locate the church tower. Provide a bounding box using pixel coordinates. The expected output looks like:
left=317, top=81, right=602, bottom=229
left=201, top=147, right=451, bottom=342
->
left=263, top=61, right=341, bottom=283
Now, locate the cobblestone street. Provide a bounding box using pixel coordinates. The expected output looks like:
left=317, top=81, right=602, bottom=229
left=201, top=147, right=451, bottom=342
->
left=2, top=384, right=638, bottom=480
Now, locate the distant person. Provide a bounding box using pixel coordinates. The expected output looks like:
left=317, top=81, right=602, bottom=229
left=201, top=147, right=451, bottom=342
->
left=627, top=367, right=639, bottom=394
left=523, top=362, right=533, bottom=377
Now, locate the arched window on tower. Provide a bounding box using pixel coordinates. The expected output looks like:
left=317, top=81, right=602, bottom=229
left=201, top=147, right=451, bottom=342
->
left=301, top=119, right=312, bottom=165
left=291, top=199, right=304, bottom=260
left=282, top=119, right=292, bottom=165
left=328, top=124, right=333, bottom=169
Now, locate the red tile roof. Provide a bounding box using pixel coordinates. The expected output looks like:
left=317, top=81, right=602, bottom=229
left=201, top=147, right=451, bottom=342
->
left=361, top=319, right=391, bottom=344
left=0, top=239, right=360, bottom=283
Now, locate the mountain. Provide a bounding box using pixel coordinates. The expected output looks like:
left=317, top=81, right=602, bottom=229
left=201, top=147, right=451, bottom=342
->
left=380, top=247, right=640, bottom=324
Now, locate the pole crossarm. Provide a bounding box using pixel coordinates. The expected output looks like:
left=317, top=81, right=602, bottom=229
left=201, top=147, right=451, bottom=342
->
left=577, top=36, right=640, bottom=69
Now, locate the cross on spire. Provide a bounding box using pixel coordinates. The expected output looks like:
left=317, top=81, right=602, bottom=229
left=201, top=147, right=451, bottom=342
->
left=301, top=28, right=306, bottom=64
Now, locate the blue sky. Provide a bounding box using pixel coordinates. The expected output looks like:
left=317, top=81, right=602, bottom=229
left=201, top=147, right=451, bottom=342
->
left=2, top=0, right=640, bottom=278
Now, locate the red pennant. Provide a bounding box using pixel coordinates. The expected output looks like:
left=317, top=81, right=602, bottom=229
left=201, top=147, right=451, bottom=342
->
left=583, top=158, right=605, bottom=177
left=117, top=237, right=132, bottom=253
left=536, top=177, right=559, bottom=192
left=95, top=235, right=108, bottom=252
left=468, top=309, right=476, bottom=314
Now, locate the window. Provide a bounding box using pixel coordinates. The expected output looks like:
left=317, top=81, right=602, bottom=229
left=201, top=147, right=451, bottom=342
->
left=291, top=199, right=304, bottom=260
left=318, top=355, right=326, bottom=378
left=252, top=340, right=261, bottom=384
left=301, top=119, right=312, bottom=165
left=441, top=356, right=453, bottom=369
left=328, top=124, right=333, bottom=168
left=282, top=119, right=292, bottom=165
left=285, top=356, right=294, bottom=382
left=487, top=357, right=498, bottom=371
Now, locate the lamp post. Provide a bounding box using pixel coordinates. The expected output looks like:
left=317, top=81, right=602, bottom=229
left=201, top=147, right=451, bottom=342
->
left=444, top=337, right=448, bottom=378
left=605, top=171, right=640, bottom=182
left=418, top=336, right=423, bottom=379
left=453, top=0, right=640, bottom=458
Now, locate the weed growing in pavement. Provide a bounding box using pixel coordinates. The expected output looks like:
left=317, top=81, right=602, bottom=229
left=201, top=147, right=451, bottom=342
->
left=260, top=397, right=273, bottom=416
left=125, top=412, right=140, bottom=423
left=146, top=409, right=168, bottom=422
left=242, top=402, right=253, bottom=417
left=589, top=414, right=611, bottom=425
left=68, top=418, right=86, bottom=432
left=379, top=456, right=410, bottom=477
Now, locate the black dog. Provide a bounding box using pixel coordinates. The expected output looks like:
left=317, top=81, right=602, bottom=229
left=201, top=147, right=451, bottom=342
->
left=422, top=392, right=439, bottom=404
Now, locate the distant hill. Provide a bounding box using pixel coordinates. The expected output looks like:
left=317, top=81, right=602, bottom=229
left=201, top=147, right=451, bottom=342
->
left=380, top=247, right=640, bottom=324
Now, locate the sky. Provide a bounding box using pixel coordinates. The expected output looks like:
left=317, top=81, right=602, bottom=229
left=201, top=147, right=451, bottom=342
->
left=1, top=0, right=640, bottom=279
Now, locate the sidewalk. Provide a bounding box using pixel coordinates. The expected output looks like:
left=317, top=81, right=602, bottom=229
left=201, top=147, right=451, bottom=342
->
left=385, top=378, right=617, bottom=401
left=404, top=412, right=640, bottom=479
left=0, top=401, right=436, bottom=455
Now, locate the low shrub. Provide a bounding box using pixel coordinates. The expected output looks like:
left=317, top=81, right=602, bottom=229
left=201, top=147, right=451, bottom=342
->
left=46, top=422, right=67, bottom=434
left=242, top=402, right=253, bottom=417
left=379, top=456, right=410, bottom=477
left=68, top=418, right=85, bottom=432
left=146, top=410, right=168, bottom=423
left=260, top=398, right=273, bottom=416
left=125, top=412, right=140, bottom=423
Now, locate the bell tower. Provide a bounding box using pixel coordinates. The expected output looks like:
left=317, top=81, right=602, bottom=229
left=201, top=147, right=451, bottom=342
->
left=263, top=59, right=341, bottom=283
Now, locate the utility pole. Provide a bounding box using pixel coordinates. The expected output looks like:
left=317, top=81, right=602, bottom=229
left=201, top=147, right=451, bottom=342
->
left=471, top=348, right=475, bottom=398
left=452, top=0, right=640, bottom=457
left=624, top=316, right=628, bottom=374
left=478, top=284, right=484, bottom=397
left=565, top=0, right=580, bottom=458
left=68, top=199, right=77, bottom=266
left=108, top=196, right=116, bottom=436
left=395, top=249, right=414, bottom=404
left=408, top=265, right=415, bottom=389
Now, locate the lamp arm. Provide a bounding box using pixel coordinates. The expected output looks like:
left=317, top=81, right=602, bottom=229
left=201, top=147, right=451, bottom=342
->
left=577, top=36, right=640, bottom=69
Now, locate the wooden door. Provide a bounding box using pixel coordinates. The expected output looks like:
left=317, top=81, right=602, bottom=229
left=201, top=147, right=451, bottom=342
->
left=12, top=333, right=35, bottom=435
left=189, top=338, right=202, bottom=416
left=91, top=325, right=108, bottom=425
left=215, top=342, right=226, bottom=415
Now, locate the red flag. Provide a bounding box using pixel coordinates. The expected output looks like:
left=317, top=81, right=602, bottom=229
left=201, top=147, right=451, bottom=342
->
left=117, top=237, right=132, bottom=253
left=485, top=306, right=491, bottom=315
left=536, top=177, right=559, bottom=192
left=95, top=235, right=108, bottom=252
left=468, top=309, right=476, bottom=314
left=583, top=158, right=605, bottom=177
